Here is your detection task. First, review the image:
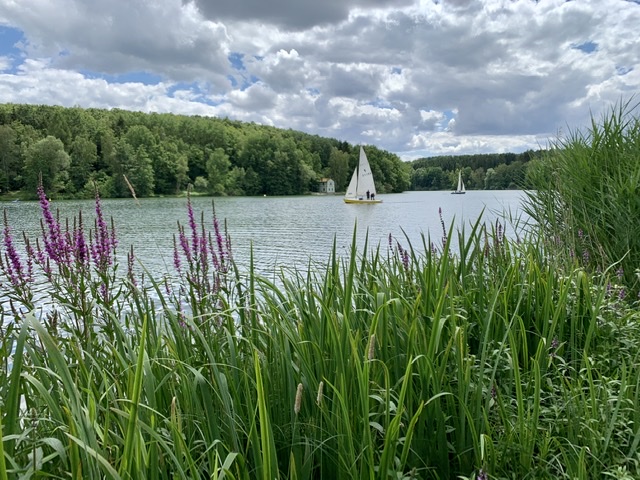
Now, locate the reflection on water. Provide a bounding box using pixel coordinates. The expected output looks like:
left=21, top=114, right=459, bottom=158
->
left=2, top=190, right=529, bottom=279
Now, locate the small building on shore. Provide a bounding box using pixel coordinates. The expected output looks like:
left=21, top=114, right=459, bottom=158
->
left=317, top=178, right=335, bottom=194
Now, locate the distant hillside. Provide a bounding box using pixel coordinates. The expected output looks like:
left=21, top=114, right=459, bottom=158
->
left=0, top=103, right=411, bottom=199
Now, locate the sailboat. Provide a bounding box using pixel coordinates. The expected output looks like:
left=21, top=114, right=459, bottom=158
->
left=451, top=170, right=466, bottom=194
left=344, top=147, right=382, bottom=204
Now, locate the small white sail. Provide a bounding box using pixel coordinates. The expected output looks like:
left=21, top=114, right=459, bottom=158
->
left=452, top=170, right=466, bottom=194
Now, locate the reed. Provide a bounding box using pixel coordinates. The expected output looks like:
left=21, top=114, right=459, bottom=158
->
left=524, top=97, right=640, bottom=295
left=1, top=185, right=639, bottom=479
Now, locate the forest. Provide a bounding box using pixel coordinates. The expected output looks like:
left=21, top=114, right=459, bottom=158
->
left=0, top=103, right=540, bottom=199
left=0, top=103, right=411, bottom=199
left=408, top=150, right=545, bottom=191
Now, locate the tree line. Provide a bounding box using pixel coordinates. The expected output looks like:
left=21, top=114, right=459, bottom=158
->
left=0, top=103, right=541, bottom=199
left=0, top=103, right=412, bottom=199
left=408, top=150, right=545, bottom=191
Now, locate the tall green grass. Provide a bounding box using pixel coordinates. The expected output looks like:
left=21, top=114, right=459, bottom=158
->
left=2, top=206, right=639, bottom=478
left=524, top=97, right=640, bottom=295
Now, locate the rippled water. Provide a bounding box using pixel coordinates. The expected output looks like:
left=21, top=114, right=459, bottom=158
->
left=2, top=190, right=529, bottom=279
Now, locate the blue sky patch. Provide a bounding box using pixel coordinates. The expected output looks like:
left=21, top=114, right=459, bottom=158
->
left=228, top=52, right=245, bottom=71
left=0, top=25, right=24, bottom=56
left=572, top=41, right=598, bottom=54
left=0, top=25, right=25, bottom=73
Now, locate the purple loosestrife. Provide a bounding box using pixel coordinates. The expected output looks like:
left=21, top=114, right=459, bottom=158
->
left=187, top=195, right=200, bottom=260
left=90, top=191, right=116, bottom=272
left=173, top=235, right=182, bottom=273
left=127, top=245, right=137, bottom=288
left=2, top=210, right=31, bottom=288
left=38, top=183, right=69, bottom=264
left=212, top=205, right=229, bottom=268
left=73, top=211, right=90, bottom=267
left=177, top=224, right=192, bottom=264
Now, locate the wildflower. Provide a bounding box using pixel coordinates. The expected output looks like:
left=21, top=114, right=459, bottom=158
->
left=38, top=183, right=67, bottom=263
left=127, top=245, right=137, bottom=287
left=172, top=235, right=181, bottom=273
left=294, top=383, right=303, bottom=415
left=2, top=211, right=30, bottom=287
left=618, top=288, right=626, bottom=301
left=477, top=468, right=488, bottom=480
left=73, top=211, right=90, bottom=266
left=187, top=194, right=199, bottom=260
left=91, top=190, right=116, bottom=271
left=616, top=267, right=624, bottom=280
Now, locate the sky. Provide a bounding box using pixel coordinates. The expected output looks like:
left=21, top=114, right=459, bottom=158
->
left=0, top=0, right=638, bottom=161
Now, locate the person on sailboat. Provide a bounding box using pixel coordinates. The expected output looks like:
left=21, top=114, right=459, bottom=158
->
left=366, top=190, right=370, bottom=200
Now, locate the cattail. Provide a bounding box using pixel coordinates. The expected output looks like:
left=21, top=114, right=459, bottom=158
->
left=294, top=383, right=303, bottom=415
left=316, top=381, right=324, bottom=406
left=367, top=334, right=376, bottom=361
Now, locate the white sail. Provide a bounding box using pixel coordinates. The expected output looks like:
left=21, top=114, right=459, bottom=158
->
left=452, top=170, right=466, bottom=194
left=344, top=147, right=380, bottom=203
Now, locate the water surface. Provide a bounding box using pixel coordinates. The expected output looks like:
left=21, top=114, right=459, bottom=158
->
left=2, top=190, right=528, bottom=279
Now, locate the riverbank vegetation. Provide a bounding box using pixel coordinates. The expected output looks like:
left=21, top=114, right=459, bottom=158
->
left=1, top=100, right=639, bottom=479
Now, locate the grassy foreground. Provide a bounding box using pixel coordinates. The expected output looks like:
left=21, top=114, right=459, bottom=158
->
left=1, top=101, right=640, bottom=479
left=1, top=200, right=638, bottom=479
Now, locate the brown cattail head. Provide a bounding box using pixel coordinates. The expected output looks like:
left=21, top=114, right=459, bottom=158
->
left=294, top=383, right=303, bottom=415
left=316, top=381, right=324, bottom=406
left=367, top=333, right=376, bottom=361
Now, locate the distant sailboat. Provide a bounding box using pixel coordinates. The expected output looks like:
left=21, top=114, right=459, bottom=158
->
left=452, top=170, right=466, bottom=194
left=344, top=147, right=382, bottom=204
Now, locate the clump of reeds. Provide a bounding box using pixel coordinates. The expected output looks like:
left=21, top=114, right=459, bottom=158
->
left=524, top=97, right=640, bottom=296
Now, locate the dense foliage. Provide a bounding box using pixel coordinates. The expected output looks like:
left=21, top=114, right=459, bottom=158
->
left=0, top=103, right=411, bottom=199
left=408, top=150, right=545, bottom=191
left=524, top=98, right=640, bottom=295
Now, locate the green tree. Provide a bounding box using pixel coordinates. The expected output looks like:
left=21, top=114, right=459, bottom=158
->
left=328, top=147, right=350, bottom=191
left=23, top=135, right=70, bottom=194
left=206, top=147, right=231, bottom=195
left=69, top=136, right=97, bottom=194
left=0, top=124, right=19, bottom=192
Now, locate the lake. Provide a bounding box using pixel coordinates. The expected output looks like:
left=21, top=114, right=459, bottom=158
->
left=2, top=190, right=529, bottom=280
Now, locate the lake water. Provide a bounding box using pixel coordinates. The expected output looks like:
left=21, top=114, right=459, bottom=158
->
left=2, top=190, right=529, bottom=280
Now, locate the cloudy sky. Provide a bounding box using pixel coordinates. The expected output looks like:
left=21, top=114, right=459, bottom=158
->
left=0, top=0, right=638, bottom=160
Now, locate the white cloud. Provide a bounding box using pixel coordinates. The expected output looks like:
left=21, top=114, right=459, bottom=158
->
left=0, top=0, right=638, bottom=159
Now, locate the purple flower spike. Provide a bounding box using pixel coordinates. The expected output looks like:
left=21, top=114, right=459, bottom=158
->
left=187, top=194, right=199, bottom=260
left=91, top=190, right=116, bottom=271
left=173, top=235, right=182, bottom=273
left=38, top=183, right=65, bottom=263
left=2, top=211, right=29, bottom=287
